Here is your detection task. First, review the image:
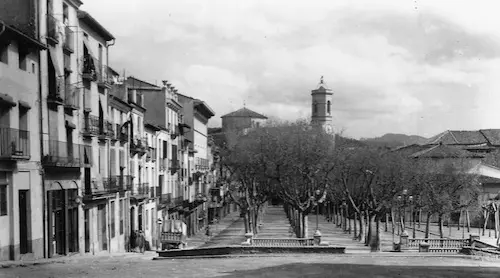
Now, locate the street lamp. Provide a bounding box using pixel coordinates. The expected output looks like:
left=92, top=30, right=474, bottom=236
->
left=314, top=189, right=324, bottom=233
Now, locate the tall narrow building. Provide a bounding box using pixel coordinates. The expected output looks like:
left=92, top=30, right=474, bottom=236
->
left=311, top=76, right=334, bottom=135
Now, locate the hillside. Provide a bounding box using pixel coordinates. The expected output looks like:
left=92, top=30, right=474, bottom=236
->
left=360, top=133, right=428, bottom=148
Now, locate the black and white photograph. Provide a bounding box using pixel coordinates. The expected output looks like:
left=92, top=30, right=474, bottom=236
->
left=1, top=0, right=500, bottom=277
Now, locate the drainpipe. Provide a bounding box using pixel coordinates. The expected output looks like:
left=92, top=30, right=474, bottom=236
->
left=36, top=15, right=47, bottom=258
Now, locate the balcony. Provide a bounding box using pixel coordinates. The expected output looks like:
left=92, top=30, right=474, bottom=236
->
left=0, top=127, right=30, bottom=160
left=84, top=176, right=127, bottom=199
left=172, top=196, right=184, bottom=207
left=128, top=183, right=149, bottom=200
left=146, top=147, right=156, bottom=162
left=106, top=121, right=114, bottom=139
left=159, top=158, right=167, bottom=171
left=63, top=26, right=74, bottom=53
left=83, top=89, right=92, bottom=112
left=82, top=114, right=99, bottom=138
left=47, top=14, right=59, bottom=45
left=169, top=159, right=180, bottom=172
left=96, top=63, right=112, bottom=89
left=64, top=84, right=80, bottom=111
left=41, top=140, right=85, bottom=168
left=130, top=137, right=147, bottom=155
left=82, top=55, right=97, bottom=81
left=160, top=193, right=172, bottom=206
left=47, top=78, right=64, bottom=106
left=118, top=125, right=128, bottom=143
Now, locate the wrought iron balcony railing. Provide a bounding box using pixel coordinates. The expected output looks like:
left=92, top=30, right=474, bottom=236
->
left=64, top=84, right=80, bottom=110
left=128, top=183, right=149, bottom=198
left=83, top=114, right=99, bottom=137
left=42, top=140, right=86, bottom=167
left=0, top=127, right=30, bottom=160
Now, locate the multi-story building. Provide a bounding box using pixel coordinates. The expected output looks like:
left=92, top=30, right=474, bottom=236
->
left=39, top=0, right=87, bottom=258
left=77, top=10, right=128, bottom=254
left=107, top=77, right=132, bottom=252
left=143, top=123, right=159, bottom=249
left=177, top=93, right=215, bottom=236
left=0, top=2, right=46, bottom=261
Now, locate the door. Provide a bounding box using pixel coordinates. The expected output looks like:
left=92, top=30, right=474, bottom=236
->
left=19, top=190, right=30, bottom=254
left=98, top=204, right=107, bottom=250
left=66, top=127, right=73, bottom=162
left=84, top=209, right=90, bottom=252
left=84, top=168, right=91, bottom=195
left=138, top=205, right=143, bottom=231
left=53, top=190, right=65, bottom=255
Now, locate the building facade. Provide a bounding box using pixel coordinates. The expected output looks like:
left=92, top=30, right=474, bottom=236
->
left=0, top=1, right=46, bottom=260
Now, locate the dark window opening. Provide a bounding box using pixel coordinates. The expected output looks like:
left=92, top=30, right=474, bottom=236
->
left=18, top=45, right=28, bottom=71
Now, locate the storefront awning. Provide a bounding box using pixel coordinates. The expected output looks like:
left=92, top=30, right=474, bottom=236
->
left=46, top=180, right=79, bottom=191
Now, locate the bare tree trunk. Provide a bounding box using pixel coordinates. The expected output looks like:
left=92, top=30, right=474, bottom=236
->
left=370, top=214, right=381, bottom=252
left=243, top=210, right=249, bottom=233
left=438, top=214, right=444, bottom=239
left=418, top=209, right=422, bottom=228
left=366, top=213, right=374, bottom=247
left=385, top=212, right=389, bottom=232
left=425, top=211, right=432, bottom=239
left=298, top=210, right=303, bottom=238
left=466, top=210, right=471, bottom=233
left=302, top=214, right=309, bottom=239
left=391, top=208, right=395, bottom=235
left=358, top=211, right=364, bottom=242
left=353, top=212, right=358, bottom=240
left=483, top=210, right=489, bottom=236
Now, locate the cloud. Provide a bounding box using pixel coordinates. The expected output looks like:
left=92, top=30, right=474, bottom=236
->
left=80, top=0, right=500, bottom=139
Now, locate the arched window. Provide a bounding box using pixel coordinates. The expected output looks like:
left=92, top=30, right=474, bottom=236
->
left=313, top=102, right=318, bottom=114
left=327, top=101, right=331, bottom=114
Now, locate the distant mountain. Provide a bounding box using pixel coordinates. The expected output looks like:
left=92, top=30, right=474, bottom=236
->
left=360, top=133, right=428, bottom=148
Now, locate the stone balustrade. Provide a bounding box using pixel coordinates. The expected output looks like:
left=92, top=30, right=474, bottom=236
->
left=250, top=238, right=315, bottom=247
left=407, top=238, right=469, bottom=249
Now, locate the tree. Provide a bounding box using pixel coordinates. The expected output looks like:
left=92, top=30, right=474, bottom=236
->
left=263, top=120, right=337, bottom=238
left=216, top=129, right=274, bottom=234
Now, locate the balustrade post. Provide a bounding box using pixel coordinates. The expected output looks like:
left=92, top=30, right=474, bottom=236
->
left=400, top=234, right=409, bottom=250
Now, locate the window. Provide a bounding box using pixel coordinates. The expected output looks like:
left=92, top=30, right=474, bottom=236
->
left=19, top=107, right=28, bottom=131
left=145, top=209, right=149, bottom=230
left=313, top=102, right=318, bottom=115
left=110, top=201, right=115, bottom=238
left=327, top=100, right=331, bottom=114
left=0, top=42, right=9, bottom=64
left=119, top=200, right=124, bottom=235
left=18, top=45, right=28, bottom=71
left=0, top=172, right=8, bottom=216
left=63, top=3, right=69, bottom=24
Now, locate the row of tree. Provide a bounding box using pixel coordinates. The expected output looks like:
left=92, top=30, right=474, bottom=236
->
left=213, top=119, right=482, bottom=251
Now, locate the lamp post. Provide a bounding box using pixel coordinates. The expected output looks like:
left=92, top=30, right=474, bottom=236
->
left=397, top=189, right=413, bottom=236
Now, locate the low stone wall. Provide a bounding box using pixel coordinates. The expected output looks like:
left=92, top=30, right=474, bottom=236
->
left=156, top=246, right=346, bottom=258
left=460, top=247, right=500, bottom=259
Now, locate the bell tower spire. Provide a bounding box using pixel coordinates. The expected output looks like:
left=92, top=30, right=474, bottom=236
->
left=311, top=76, right=334, bottom=134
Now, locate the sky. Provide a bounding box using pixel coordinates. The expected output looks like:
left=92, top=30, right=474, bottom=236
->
left=80, top=0, right=500, bottom=139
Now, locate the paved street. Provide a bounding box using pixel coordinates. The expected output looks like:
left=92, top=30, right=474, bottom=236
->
left=1, top=254, right=499, bottom=278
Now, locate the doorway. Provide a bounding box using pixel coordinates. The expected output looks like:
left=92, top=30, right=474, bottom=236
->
left=98, top=204, right=107, bottom=250
left=19, top=190, right=30, bottom=254
left=84, top=209, right=90, bottom=252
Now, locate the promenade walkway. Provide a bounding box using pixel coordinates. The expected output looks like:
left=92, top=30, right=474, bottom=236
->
left=255, top=205, right=294, bottom=238
left=184, top=210, right=243, bottom=249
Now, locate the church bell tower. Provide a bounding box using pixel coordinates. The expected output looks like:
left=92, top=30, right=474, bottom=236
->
left=311, top=76, right=334, bottom=134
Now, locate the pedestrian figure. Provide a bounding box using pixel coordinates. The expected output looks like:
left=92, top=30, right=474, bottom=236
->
left=135, top=230, right=145, bottom=254
left=206, top=225, right=211, bottom=237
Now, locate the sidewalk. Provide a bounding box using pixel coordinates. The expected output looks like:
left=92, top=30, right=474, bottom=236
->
left=0, top=251, right=157, bottom=269
left=184, top=210, right=243, bottom=249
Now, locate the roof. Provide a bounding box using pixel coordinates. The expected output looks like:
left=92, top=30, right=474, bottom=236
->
left=77, top=11, right=115, bottom=41
left=311, top=76, right=333, bottom=94
left=426, top=130, right=488, bottom=145
left=221, top=107, right=267, bottom=119
left=0, top=20, right=46, bottom=49
left=391, top=144, right=429, bottom=157
left=411, top=144, right=485, bottom=159
left=126, top=77, right=161, bottom=90
left=193, top=99, right=215, bottom=118
left=480, top=129, right=500, bottom=146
